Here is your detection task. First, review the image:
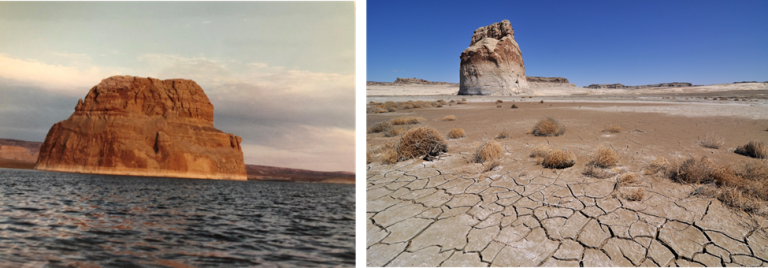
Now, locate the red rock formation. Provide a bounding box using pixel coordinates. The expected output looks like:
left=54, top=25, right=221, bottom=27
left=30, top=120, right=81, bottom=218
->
left=459, top=20, right=528, bottom=95
left=35, top=76, right=247, bottom=180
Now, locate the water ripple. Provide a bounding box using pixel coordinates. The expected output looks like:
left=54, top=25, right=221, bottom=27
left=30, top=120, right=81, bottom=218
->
left=0, top=168, right=355, bottom=267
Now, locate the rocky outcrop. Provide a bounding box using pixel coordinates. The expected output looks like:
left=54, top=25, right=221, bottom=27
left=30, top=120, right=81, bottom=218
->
left=527, top=76, right=576, bottom=87
left=35, top=76, right=247, bottom=180
left=585, top=82, right=693, bottom=89
left=367, top=78, right=459, bottom=86
left=0, top=139, right=42, bottom=169
left=459, top=20, right=528, bottom=95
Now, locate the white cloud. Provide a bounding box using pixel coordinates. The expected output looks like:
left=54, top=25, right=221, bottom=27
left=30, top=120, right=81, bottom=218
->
left=240, top=126, right=354, bottom=172
left=0, top=54, right=123, bottom=95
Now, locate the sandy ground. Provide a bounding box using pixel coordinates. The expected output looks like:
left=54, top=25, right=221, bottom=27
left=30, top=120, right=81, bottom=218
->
left=366, top=86, right=768, bottom=267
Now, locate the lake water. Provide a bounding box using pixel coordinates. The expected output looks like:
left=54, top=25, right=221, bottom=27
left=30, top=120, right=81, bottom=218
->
left=0, top=168, right=355, bottom=267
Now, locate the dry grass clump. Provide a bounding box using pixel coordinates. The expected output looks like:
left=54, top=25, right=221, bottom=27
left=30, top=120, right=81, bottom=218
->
left=618, top=173, right=641, bottom=187
left=698, top=132, right=725, bottom=149
left=381, top=149, right=398, bottom=164
left=603, top=124, right=622, bottom=133
left=532, top=117, right=566, bottom=137
left=384, top=126, right=408, bottom=137
left=391, top=116, right=426, bottom=125
left=368, top=121, right=392, bottom=133
left=644, top=157, right=670, bottom=175
left=529, top=144, right=550, bottom=158
left=589, top=145, right=619, bottom=168
left=443, top=115, right=457, bottom=121
left=668, top=156, right=715, bottom=184
left=541, top=149, right=576, bottom=169
left=387, top=107, right=398, bottom=112
left=511, top=104, right=518, bottom=109
left=496, top=100, right=503, bottom=103
left=621, top=188, right=645, bottom=201
left=483, top=160, right=501, bottom=172
left=397, top=127, right=448, bottom=160
left=735, top=141, right=767, bottom=159
left=540, top=100, right=544, bottom=104
left=474, top=140, right=503, bottom=163
left=447, top=128, right=466, bottom=139
left=496, top=104, right=502, bottom=108
left=583, top=164, right=616, bottom=179
left=495, top=129, right=511, bottom=139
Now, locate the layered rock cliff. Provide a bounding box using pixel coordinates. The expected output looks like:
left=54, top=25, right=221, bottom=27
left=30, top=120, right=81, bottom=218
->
left=459, top=20, right=528, bottom=95
left=35, top=76, right=247, bottom=180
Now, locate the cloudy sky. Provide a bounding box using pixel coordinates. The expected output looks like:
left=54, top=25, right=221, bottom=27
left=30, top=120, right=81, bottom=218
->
left=0, top=2, right=355, bottom=172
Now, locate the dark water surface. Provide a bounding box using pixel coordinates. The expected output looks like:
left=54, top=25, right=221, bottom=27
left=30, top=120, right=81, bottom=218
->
left=0, top=168, right=355, bottom=267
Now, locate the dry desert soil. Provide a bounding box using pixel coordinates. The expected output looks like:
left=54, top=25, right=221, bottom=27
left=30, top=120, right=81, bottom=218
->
left=366, top=83, right=768, bottom=267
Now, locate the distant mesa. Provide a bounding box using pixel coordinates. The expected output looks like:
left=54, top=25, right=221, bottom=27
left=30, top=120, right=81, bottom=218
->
left=246, top=165, right=355, bottom=184
left=35, top=75, right=247, bottom=180
left=367, top=77, right=459, bottom=86
left=527, top=76, right=576, bottom=88
left=459, top=20, right=528, bottom=95
left=0, top=139, right=41, bottom=169
left=585, top=82, right=693, bottom=89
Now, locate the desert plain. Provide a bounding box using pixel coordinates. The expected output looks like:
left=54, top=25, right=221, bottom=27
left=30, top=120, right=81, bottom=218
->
left=366, top=83, right=768, bottom=267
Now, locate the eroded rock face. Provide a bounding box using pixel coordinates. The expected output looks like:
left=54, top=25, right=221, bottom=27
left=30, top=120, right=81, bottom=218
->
left=459, top=20, right=528, bottom=95
left=35, top=76, right=247, bottom=180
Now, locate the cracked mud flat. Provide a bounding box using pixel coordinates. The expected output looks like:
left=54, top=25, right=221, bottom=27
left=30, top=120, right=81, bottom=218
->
left=366, top=99, right=768, bottom=267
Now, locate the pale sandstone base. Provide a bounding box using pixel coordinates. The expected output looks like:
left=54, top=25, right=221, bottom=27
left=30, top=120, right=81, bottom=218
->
left=38, top=165, right=247, bottom=181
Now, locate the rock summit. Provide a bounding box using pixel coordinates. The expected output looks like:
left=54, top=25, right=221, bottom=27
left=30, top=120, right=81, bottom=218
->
left=459, top=20, right=528, bottom=95
left=35, top=76, right=247, bottom=180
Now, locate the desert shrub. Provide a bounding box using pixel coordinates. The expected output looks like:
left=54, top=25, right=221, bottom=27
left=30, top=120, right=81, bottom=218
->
left=589, top=145, right=619, bottom=168
left=368, top=121, right=392, bottom=133
left=366, top=151, right=372, bottom=164
left=540, top=100, right=544, bottom=104
left=715, top=187, right=762, bottom=213
left=603, top=124, right=621, bottom=133
left=447, top=128, right=466, bottom=139
left=474, top=140, right=503, bottom=163
left=542, top=149, right=576, bottom=169
left=372, top=107, right=388, bottom=113
left=387, top=107, right=398, bottom=112
left=483, top=160, right=501, bottom=172
left=495, top=129, right=511, bottom=139
left=384, top=126, right=408, bottom=137
left=735, top=141, right=767, bottom=159
left=381, top=149, right=398, bottom=164
left=618, top=173, right=641, bottom=187
left=449, top=100, right=456, bottom=103
left=529, top=96, right=533, bottom=98
left=511, top=104, right=518, bottom=109
left=583, top=164, right=616, bottom=179
left=397, top=127, right=448, bottom=160
left=529, top=144, right=550, bottom=158
left=699, top=132, right=725, bottom=149
left=532, top=117, right=566, bottom=137
left=496, top=104, right=502, bottom=108
left=669, top=156, right=715, bottom=184
left=645, top=157, right=669, bottom=175
left=496, top=100, right=503, bottom=103
left=436, top=104, right=443, bottom=108
left=743, top=160, right=768, bottom=181
left=711, top=166, right=744, bottom=188
left=391, top=116, right=426, bottom=125
left=621, top=188, right=645, bottom=201
left=443, top=115, right=457, bottom=121
left=461, top=98, right=467, bottom=101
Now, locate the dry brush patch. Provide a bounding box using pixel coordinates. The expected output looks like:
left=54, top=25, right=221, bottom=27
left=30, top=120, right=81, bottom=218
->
left=511, top=104, right=518, bottom=109
left=397, top=127, right=448, bottom=161
left=443, top=115, right=457, bottom=121
left=532, top=117, right=566, bottom=137
left=620, top=188, right=645, bottom=201
left=495, top=129, right=511, bottom=139
left=384, top=126, right=408, bottom=137
left=367, top=141, right=398, bottom=165
left=589, top=145, right=619, bottom=168
left=529, top=144, right=550, bottom=158
left=698, top=132, right=725, bottom=149
left=391, top=116, right=427, bottom=125
left=618, top=173, right=641, bottom=187
left=603, top=123, right=621, bottom=133
left=367, top=121, right=392, bottom=133
left=474, top=140, right=503, bottom=163
left=447, top=128, right=466, bottom=139
left=735, top=141, right=767, bottom=159
left=541, top=149, right=576, bottom=169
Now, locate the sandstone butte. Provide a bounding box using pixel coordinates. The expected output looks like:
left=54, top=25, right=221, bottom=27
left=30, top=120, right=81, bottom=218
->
left=35, top=75, right=247, bottom=181
left=459, top=20, right=529, bottom=95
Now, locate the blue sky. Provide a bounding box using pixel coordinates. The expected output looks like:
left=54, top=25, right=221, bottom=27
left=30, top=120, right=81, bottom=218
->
left=368, top=0, right=768, bottom=87
left=0, top=2, right=355, bottom=172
